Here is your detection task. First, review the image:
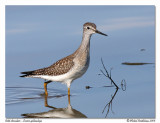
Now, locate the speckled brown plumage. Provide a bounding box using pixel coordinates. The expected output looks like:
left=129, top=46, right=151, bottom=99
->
left=20, top=55, right=75, bottom=77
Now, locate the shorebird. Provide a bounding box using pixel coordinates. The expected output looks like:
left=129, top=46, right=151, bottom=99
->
left=20, top=22, right=107, bottom=96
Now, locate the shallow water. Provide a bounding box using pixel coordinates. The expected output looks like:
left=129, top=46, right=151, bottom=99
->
left=5, top=6, right=155, bottom=118
left=5, top=34, right=155, bottom=118
left=6, top=61, right=155, bottom=118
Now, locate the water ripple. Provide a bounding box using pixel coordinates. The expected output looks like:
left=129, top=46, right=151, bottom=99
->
left=6, top=86, right=67, bottom=105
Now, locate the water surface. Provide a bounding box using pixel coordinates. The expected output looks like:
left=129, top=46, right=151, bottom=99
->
left=5, top=6, right=155, bottom=118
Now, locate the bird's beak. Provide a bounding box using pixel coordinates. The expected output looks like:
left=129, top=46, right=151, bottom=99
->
left=95, top=30, right=108, bottom=36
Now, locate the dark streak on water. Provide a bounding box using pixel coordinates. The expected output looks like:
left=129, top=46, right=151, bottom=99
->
left=121, top=62, right=154, bottom=65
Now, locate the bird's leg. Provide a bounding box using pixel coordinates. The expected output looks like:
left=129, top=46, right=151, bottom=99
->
left=44, top=80, right=52, bottom=96
left=68, top=87, right=71, bottom=105
left=68, top=94, right=71, bottom=105
left=44, top=94, right=49, bottom=107
left=68, top=87, right=70, bottom=96
left=44, top=94, right=57, bottom=109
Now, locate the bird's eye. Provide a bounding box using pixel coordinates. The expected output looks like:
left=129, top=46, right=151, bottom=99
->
left=87, top=27, right=90, bottom=29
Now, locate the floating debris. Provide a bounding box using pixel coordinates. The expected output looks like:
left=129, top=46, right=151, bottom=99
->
left=122, top=62, right=154, bottom=65
left=85, top=86, right=92, bottom=89
left=98, top=73, right=102, bottom=75
left=140, top=49, right=146, bottom=51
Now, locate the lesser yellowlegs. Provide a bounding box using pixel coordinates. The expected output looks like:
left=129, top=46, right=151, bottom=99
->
left=20, top=22, right=107, bottom=96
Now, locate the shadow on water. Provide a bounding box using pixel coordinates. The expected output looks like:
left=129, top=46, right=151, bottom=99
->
left=21, top=95, right=87, bottom=118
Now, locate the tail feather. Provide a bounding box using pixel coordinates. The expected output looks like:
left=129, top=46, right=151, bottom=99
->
left=20, top=75, right=29, bottom=77
left=20, top=70, right=34, bottom=77
left=20, top=68, right=46, bottom=77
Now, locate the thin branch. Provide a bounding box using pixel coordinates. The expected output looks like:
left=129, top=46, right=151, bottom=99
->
left=101, top=58, right=110, bottom=77
left=100, top=69, right=108, bottom=78
left=100, top=58, right=120, bottom=117
left=100, top=58, right=126, bottom=117
left=102, top=88, right=118, bottom=117
left=100, top=58, right=119, bottom=89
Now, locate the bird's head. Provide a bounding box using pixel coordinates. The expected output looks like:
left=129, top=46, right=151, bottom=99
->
left=83, top=22, right=107, bottom=36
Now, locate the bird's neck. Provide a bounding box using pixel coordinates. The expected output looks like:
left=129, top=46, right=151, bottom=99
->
left=80, top=33, right=91, bottom=51
left=74, top=33, right=92, bottom=56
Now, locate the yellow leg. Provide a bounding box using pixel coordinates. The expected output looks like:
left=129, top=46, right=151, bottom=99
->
left=68, top=87, right=71, bottom=105
left=68, top=87, right=70, bottom=96
left=44, top=94, right=57, bottom=109
left=44, top=95, right=48, bottom=107
left=44, top=83, right=48, bottom=96
left=44, top=81, right=52, bottom=96
left=68, top=94, right=70, bottom=105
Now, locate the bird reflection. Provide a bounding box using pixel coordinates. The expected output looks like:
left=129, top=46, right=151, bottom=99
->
left=22, top=95, right=87, bottom=118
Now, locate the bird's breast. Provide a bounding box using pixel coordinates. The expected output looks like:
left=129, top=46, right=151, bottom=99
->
left=71, top=53, right=90, bottom=79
